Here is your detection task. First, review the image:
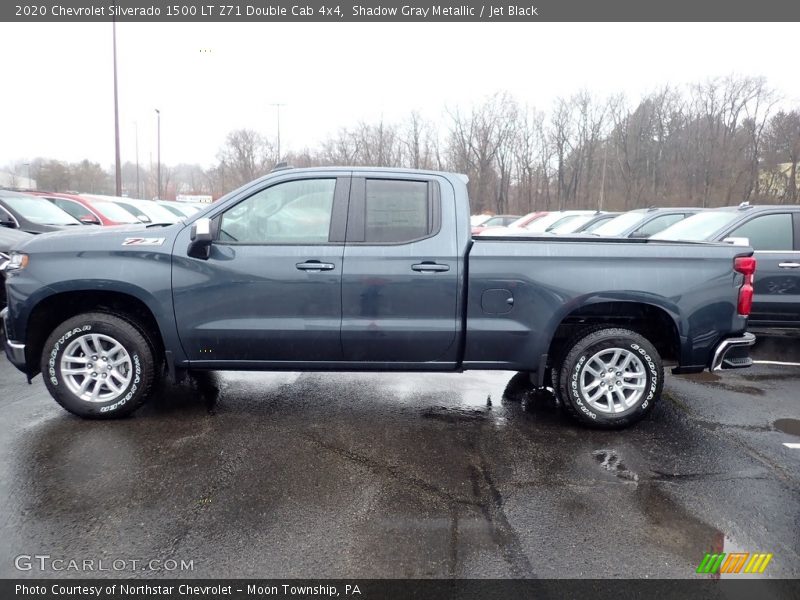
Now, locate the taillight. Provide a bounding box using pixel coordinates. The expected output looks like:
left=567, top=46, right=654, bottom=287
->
left=734, top=256, right=756, bottom=316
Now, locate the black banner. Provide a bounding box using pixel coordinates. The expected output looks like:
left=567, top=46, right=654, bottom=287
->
left=3, top=0, right=800, bottom=22
left=4, top=579, right=800, bottom=600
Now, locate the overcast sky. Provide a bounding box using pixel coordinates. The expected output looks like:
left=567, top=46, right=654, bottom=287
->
left=1, top=22, right=798, bottom=169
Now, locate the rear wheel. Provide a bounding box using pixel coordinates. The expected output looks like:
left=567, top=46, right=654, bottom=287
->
left=558, top=327, right=662, bottom=428
left=41, top=312, right=157, bottom=418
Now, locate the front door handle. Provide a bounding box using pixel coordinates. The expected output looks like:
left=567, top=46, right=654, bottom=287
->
left=412, top=262, right=450, bottom=273
left=778, top=262, right=800, bottom=269
left=296, top=261, right=335, bottom=272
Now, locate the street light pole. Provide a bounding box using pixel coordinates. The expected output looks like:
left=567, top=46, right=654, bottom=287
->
left=270, top=103, right=285, bottom=161
left=112, top=16, right=122, bottom=196
left=155, top=108, right=161, bottom=199
left=135, top=121, right=140, bottom=198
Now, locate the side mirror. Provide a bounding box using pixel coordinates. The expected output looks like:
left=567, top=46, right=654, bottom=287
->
left=629, top=231, right=649, bottom=239
left=79, top=214, right=101, bottom=225
left=722, top=237, right=750, bottom=247
left=188, top=217, right=213, bottom=259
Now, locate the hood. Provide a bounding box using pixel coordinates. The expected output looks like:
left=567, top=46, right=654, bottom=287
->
left=0, top=227, right=35, bottom=252
left=14, top=222, right=182, bottom=254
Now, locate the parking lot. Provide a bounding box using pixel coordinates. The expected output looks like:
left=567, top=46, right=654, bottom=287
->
left=0, top=334, right=798, bottom=579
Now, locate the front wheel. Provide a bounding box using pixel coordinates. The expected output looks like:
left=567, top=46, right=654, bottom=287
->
left=558, top=328, right=663, bottom=428
left=41, top=312, right=157, bottom=418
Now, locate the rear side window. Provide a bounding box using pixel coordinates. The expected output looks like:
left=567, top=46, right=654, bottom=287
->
left=729, top=213, right=793, bottom=251
left=364, top=180, right=432, bottom=243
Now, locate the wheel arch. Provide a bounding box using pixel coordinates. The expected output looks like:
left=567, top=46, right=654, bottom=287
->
left=543, top=295, right=682, bottom=371
left=22, top=286, right=174, bottom=378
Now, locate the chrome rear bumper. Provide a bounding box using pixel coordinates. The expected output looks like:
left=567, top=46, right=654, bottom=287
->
left=710, top=332, right=756, bottom=371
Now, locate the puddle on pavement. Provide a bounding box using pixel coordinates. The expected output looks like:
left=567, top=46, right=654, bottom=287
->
left=773, top=418, right=800, bottom=437
left=421, top=406, right=490, bottom=423
left=677, top=371, right=765, bottom=396
left=682, top=372, right=722, bottom=383
left=633, top=480, right=729, bottom=572
left=592, top=449, right=639, bottom=482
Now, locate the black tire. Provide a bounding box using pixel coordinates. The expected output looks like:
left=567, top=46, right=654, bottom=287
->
left=558, top=327, right=662, bottom=428
left=41, top=312, right=156, bottom=419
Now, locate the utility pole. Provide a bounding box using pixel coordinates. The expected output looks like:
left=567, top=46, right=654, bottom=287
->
left=155, top=108, right=161, bottom=199
left=270, top=103, right=286, bottom=161
left=112, top=16, right=122, bottom=196
left=135, top=121, right=140, bottom=198
left=599, top=143, right=608, bottom=211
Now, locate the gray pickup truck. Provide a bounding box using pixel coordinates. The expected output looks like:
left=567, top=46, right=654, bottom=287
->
left=2, top=167, right=756, bottom=428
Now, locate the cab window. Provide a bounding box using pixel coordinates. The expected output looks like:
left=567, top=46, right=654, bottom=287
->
left=219, top=179, right=336, bottom=244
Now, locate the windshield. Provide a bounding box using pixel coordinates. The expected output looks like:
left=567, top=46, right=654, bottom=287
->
left=117, top=201, right=179, bottom=224
left=481, top=216, right=508, bottom=227
left=592, top=212, right=646, bottom=236
left=166, top=203, right=200, bottom=217
left=525, top=213, right=568, bottom=233
left=545, top=215, right=581, bottom=232
left=93, top=200, right=141, bottom=223
left=550, top=214, right=595, bottom=234
left=3, top=195, right=80, bottom=225
left=583, top=216, right=614, bottom=232
left=508, top=213, right=540, bottom=228
left=651, top=211, right=740, bottom=241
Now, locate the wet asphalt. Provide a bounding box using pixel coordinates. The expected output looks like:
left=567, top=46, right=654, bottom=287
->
left=0, top=335, right=798, bottom=579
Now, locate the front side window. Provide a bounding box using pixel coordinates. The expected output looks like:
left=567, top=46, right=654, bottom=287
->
left=364, top=179, right=430, bottom=243
left=219, top=179, right=336, bottom=244
left=730, top=213, right=793, bottom=251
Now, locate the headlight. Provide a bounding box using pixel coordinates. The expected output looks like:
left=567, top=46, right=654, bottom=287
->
left=3, top=252, right=29, bottom=272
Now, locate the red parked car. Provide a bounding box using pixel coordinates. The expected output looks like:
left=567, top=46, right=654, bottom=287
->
left=471, top=211, right=547, bottom=235
left=470, top=214, right=523, bottom=235
left=30, top=192, right=142, bottom=226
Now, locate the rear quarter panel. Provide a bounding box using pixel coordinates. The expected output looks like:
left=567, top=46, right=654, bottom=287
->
left=464, top=238, right=751, bottom=371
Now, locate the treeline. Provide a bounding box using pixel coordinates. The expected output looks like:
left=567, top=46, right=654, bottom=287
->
left=8, top=76, right=800, bottom=213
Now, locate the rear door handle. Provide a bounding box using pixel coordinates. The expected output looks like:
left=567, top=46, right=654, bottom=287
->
left=778, top=262, right=800, bottom=268
left=412, top=262, right=450, bottom=273
left=296, top=261, right=335, bottom=271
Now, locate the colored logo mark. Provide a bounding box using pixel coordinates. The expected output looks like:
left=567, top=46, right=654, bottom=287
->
left=697, top=552, right=773, bottom=574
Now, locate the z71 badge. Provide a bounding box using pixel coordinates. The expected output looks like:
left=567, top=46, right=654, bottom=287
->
left=122, top=237, right=166, bottom=246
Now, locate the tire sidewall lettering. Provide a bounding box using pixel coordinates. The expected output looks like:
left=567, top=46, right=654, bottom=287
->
left=48, top=325, right=92, bottom=387
left=48, top=326, right=140, bottom=414
left=571, top=339, right=660, bottom=419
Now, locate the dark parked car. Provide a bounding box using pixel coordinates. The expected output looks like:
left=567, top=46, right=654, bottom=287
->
left=653, top=204, right=800, bottom=328
left=0, top=227, right=33, bottom=308
left=590, top=207, right=702, bottom=239
left=0, top=190, right=84, bottom=233
left=3, top=167, right=754, bottom=428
